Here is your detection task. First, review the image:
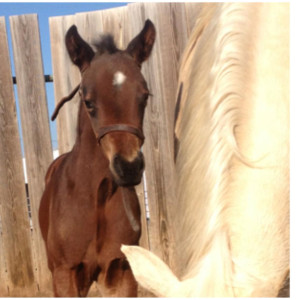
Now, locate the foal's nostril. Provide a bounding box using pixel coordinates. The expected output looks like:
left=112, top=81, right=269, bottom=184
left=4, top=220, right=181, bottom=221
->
left=113, top=154, right=124, bottom=177
left=113, top=154, right=120, bottom=166
left=112, top=152, right=145, bottom=186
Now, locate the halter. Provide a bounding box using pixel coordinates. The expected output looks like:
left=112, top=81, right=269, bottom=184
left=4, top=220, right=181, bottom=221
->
left=51, top=83, right=145, bottom=144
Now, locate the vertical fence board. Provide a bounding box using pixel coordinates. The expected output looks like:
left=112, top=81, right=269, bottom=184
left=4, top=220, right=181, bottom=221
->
left=184, top=2, right=203, bottom=34
left=75, top=10, right=104, bottom=47
left=127, top=3, right=188, bottom=272
left=9, top=14, right=53, bottom=295
left=126, top=0, right=154, bottom=264
left=100, top=6, right=129, bottom=48
left=0, top=16, right=35, bottom=297
left=49, top=15, right=80, bottom=154
left=126, top=7, right=157, bottom=275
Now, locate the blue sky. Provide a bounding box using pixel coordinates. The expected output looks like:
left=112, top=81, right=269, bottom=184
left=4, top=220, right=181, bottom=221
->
left=0, top=2, right=128, bottom=151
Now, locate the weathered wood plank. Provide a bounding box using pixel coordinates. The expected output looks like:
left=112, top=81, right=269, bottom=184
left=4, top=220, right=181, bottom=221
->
left=76, top=6, right=130, bottom=49
left=49, top=15, right=80, bottom=154
left=77, top=7, right=130, bottom=49
left=184, top=2, right=203, bottom=35
left=127, top=3, right=189, bottom=273
left=100, top=6, right=129, bottom=48
left=127, top=7, right=158, bottom=271
left=75, top=10, right=104, bottom=47
left=9, top=14, right=53, bottom=296
left=0, top=16, right=35, bottom=296
left=124, top=1, right=150, bottom=249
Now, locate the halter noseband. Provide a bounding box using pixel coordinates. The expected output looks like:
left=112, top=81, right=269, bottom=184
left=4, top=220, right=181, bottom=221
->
left=97, top=124, right=145, bottom=145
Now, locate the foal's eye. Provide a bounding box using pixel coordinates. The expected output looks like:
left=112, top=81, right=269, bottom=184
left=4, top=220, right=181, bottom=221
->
left=84, top=100, right=95, bottom=111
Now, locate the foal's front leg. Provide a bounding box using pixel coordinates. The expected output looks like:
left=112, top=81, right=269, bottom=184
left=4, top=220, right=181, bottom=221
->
left=52, top=265, right=79, bottom=297
left=98, top=257, right=138, bottom=297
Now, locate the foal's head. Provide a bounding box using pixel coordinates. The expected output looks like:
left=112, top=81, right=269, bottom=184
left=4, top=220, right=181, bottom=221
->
left=65, top=20, right=156, bottom=186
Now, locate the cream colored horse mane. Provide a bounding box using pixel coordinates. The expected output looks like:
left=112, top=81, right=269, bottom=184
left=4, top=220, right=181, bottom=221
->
left=122, top=3, right=289, bottom=297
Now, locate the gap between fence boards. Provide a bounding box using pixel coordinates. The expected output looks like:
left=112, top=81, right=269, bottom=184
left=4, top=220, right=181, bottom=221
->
left=12, top=75, right=53, bottom=84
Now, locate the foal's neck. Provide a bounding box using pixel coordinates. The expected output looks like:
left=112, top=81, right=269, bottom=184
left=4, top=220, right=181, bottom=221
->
left=75, top=102, right=102, bottom=158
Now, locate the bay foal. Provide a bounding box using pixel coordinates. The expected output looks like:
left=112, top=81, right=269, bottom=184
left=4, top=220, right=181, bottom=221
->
left=39, top=20, right=155, bottom=297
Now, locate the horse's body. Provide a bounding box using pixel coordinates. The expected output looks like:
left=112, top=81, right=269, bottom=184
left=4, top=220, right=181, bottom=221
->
left=122, top=3, right=289, bottom=297
left=39, top=21, right=155, bottom=297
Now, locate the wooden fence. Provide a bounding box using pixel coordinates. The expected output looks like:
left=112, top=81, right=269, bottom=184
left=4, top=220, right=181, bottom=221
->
left=0, top=3, right=202, bottom=296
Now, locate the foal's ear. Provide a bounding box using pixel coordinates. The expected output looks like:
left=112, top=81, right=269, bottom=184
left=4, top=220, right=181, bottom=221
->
left=65, top=25, right=95, bottom=72
left=126, top=19, right=156, bottom=66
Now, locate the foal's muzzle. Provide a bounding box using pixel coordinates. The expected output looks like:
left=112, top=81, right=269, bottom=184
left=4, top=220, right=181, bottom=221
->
left=112, top=151, right=145, bottom=186
left=98, top=124, right=145, bottom=186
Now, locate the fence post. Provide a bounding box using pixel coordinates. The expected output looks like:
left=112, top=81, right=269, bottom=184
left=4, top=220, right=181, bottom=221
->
left=49, top=15, right=80, bottom=155
left=10, top=14, right=53, bottom=296
left=0, top=16, right=35, bottom=296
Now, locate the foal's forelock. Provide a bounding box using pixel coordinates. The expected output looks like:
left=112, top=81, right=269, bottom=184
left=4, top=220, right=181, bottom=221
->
left=94, top=34, right=119, bottom=55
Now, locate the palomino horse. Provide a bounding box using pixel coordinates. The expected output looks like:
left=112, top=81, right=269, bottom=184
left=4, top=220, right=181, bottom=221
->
left=39, top=20, right=155, bottom=297
left=122, top=3, right=289, bottom=297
